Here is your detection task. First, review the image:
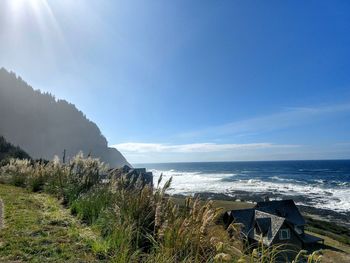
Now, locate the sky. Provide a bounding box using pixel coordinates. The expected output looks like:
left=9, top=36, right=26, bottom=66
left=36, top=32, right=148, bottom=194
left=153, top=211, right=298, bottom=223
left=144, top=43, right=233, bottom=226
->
left=1, top=0, right=350, bottom=163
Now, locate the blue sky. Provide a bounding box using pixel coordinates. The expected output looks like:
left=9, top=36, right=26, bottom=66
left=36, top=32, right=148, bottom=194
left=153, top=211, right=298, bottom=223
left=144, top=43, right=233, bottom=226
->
left=1, top=0, right=350, bottom=163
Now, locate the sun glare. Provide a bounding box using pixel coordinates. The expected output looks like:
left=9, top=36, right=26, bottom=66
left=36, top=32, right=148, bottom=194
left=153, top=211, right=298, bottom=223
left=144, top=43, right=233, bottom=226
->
left=10, top=0, right=46, bottom=14
left=6, top=0, right=68, bottom=59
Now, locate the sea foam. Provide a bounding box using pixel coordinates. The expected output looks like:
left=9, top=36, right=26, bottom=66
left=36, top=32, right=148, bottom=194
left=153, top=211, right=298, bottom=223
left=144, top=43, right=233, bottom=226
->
left=150, top=168, right=350, bottom=213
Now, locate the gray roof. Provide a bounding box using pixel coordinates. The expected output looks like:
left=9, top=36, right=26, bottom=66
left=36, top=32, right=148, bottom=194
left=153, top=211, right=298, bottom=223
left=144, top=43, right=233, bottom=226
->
left=229, top=209, right=255, bottom=236
left=228, top=209, right=286, bottom=246
left=256, top=217, right=271, bottom=235
left=255, top=199, right=305, bottom=226
left=133, top=168, right=147, bottom=173
left=253, top=210, right=285, bottom=246
left=108, top=166, right=153, bottom=186
left=300, top=233, right=323, bottom=244
left=226, top=200, right=323, bottom=247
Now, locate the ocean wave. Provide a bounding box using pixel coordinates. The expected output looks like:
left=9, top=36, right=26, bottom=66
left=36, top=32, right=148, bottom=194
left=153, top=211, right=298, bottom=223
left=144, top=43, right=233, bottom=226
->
left=298, top=168, right=331, bottom=172
left=150, top=168, right=350, bottom=213
left=330, top=180, right=350, bottom=187
left=269, top=176, right=303, bottom=183
left=313, top=179, right=326, bottom=184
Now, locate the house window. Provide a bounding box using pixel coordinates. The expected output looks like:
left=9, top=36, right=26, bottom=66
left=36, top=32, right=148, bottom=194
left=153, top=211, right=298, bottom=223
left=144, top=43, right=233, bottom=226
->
left=279, top=228, right=290, bottom=240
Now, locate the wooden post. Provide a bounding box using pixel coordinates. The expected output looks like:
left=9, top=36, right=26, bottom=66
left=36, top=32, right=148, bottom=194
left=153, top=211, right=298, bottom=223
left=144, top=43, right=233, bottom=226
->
left=62, top=149, right=66, bottom=164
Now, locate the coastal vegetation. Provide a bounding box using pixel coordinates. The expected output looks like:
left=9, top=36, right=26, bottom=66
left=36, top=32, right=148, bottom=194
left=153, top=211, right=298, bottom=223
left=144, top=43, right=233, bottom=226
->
left=0, top=136, right=31, bottom=165
left=0, top=184, right=97, bottom=262
left=305, top=217, right=350, bottom=245
left=0, top=154, right=327, bottom=262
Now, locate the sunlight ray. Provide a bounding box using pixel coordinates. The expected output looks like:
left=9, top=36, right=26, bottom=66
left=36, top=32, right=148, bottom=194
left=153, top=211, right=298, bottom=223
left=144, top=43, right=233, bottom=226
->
left=6, top=0, right=71, bottom=68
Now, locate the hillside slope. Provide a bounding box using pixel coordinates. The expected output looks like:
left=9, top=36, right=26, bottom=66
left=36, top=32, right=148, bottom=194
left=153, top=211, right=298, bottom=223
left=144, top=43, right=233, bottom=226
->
left=0, top=68, right=129, bottom=167
left=0, top=184, right=100, bottom=262
left=0, top=136, right=31, bottom=163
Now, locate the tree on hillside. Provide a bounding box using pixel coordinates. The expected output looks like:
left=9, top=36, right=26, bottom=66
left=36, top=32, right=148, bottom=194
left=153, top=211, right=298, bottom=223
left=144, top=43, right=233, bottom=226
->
left=0, top=136, right=31, bottom=165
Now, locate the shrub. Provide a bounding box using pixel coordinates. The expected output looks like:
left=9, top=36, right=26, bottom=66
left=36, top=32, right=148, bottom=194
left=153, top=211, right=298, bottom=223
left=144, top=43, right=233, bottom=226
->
left=95, top=177, right=156, bottom=260
left=71, top=186, right=113, bottom=224
left=28, top=162, right=48, bottom=192
left=63, top=152, right=108, bottom=204
left=43, top=156, right=70, bottom=196
left=0, top=158, right=32, bottom=186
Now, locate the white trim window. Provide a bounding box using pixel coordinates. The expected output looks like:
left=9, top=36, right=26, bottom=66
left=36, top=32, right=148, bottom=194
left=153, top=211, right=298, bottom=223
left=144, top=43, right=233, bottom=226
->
left=279, top=228, right=290, bottom=240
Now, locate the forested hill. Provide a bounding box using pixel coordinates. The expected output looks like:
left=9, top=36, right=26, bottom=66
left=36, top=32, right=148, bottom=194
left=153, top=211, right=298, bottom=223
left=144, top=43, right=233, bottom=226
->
left=0, top=68, right=129, bottom=168
left=0, top=136, right=31, bottom=163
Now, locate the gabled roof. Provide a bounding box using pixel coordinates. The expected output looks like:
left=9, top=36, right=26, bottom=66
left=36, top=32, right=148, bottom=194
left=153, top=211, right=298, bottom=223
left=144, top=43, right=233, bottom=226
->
left=227, top=209, right=286, bottom=246
left=229, top=208, right=255, bottom=237
left=226, top=200, right=323, bottom=247
left=254, top=210, right=285, bottom=246
left=255, top=199, right=305, bottom=226
left=256, top=217, right=271, bottom=235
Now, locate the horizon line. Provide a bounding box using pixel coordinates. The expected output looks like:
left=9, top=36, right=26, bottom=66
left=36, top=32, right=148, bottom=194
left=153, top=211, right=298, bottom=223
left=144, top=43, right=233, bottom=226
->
left=133, top=158, right=350, bottom=166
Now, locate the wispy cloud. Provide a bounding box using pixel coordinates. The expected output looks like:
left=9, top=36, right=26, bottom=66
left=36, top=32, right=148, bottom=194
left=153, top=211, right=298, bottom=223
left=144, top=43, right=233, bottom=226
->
left=178, top=103, right=350, bottom=138
left=112, top=102, right=350, bottom=163
left=113, top=142, right=299, bottom=153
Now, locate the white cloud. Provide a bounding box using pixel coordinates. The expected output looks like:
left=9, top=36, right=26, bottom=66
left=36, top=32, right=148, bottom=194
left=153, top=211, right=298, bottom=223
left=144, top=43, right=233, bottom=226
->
left=111, top=102, right=350, bottom=163
left=178, top=102, right=350, bottom=138
left=113, top=142, right=299, bottom=153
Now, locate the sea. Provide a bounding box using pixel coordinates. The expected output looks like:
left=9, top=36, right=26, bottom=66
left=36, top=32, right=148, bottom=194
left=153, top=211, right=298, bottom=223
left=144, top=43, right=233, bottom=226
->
left=137, top=160, right=350, bottom=214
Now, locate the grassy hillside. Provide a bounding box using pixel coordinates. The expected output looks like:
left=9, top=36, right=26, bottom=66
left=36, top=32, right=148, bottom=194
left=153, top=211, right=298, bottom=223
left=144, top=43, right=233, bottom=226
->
left=0, top=155, right=345, bottom=262
left=0, top=184, right=98, bottom=262
left=1, top=184, right=349, bottom=263
left=305, top=216, right=350, bottom=245
left=305, top=230, right=350, bottom=263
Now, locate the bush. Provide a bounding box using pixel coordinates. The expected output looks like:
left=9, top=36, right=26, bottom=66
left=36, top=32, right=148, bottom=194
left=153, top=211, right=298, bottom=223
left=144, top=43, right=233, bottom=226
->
left=71, top=186, right=113, bottom=224
left=62, top=152, right=108, bottom=204
left=0, top=159, right=32, bottom=186
left=28, top=162, right=48, bottom=192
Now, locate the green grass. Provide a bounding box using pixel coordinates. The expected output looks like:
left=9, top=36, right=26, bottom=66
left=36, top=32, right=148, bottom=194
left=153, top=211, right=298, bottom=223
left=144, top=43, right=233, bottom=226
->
left=0, top=184, right=99, bottom=262
left=1, top=183, right=347, bottom=262
left=305, top=216, right=350, bottom=245
left=304, top=231, right=350, bottom=263
left=170, top=196, right=255, bottom=211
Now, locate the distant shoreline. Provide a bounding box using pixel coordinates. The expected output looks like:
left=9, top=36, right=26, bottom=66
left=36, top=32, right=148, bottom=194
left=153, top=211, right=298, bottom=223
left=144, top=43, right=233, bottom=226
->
left=172, top=191, right=350, bottom=229
left=135, top=159, right=350, bottom=166
left=144, top=160, right=350, bottom=224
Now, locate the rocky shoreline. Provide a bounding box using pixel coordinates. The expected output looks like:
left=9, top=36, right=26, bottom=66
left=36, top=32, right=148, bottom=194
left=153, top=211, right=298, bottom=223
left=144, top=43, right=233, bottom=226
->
left=173, top=190, right=350, bottom=229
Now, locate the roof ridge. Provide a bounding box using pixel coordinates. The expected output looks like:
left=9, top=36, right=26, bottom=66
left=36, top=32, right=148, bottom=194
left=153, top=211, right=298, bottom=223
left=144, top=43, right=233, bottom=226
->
left=255, top=209, right=286, bottom=220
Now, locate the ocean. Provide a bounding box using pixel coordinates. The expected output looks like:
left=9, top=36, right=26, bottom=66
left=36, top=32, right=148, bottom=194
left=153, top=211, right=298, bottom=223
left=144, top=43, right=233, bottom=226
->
left=137, top=160, right=350, bottom=213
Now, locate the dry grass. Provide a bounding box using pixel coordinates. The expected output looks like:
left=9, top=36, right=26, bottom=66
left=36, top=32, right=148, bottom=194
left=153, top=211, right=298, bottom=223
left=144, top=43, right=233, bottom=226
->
left=303, top=230, right=350, bottom=263
left=320, top=250, right=350, bottom=263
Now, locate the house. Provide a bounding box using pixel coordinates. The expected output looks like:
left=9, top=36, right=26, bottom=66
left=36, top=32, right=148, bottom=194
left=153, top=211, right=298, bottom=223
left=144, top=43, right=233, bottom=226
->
left=106, top=165, right=153, bottom=186
left=223, top=200, right=323, bottom=259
